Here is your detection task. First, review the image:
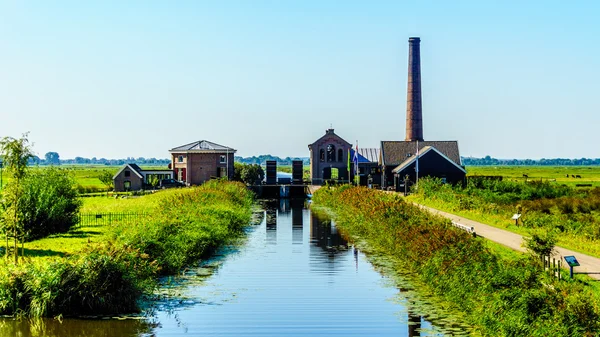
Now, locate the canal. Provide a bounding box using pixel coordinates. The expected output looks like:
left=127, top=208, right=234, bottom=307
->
left=0, top=200, right=467, bottom=336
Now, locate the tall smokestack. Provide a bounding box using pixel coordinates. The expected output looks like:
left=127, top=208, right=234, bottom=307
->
left=405, top=37, right=423, bottom=141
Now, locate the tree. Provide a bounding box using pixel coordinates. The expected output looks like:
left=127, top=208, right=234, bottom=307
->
left=0, top=133, right=33, bottom=263
left=44, top=152, right=60, bottom=165
left=98, top=170, right=114, bottom=194
left=19, top=168, right=82, bottom=240
left=240, top=164, right=265, bottom=185
left=524, top=230, right=557, bottom=259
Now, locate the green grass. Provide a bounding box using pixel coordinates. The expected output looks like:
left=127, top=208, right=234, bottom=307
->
left=314, top=186, right=600, bottom=336
left=0, top=165, right=168, bottom=190
left=467, top=165, right=600, bottom=188
left=0, top=181, right=254, bottom=317
left=409, top=177, right=600, bottom=258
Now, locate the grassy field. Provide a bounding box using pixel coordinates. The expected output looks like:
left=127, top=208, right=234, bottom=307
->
left=467, top=166, right=600, bottom=187
left=0, top=165, right=169, bottom=191
left=9, top=192, right=161, bottom=262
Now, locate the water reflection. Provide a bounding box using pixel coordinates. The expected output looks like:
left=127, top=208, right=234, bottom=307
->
left=2, top=201, right=462, bottom=336
left=0, top=318, right=153, bottom=337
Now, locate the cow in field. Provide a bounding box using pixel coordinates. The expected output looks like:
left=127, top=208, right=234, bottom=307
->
left=576, top=175, right=582, bottom=178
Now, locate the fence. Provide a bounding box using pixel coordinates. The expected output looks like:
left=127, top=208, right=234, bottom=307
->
left=451, top=221, right=476, bottom=237
left=77, top=212, right=147, bottom=228
left=542, top=255, right=562, bottom=280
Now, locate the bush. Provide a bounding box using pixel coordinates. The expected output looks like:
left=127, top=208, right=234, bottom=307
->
left=18, top=168, right=82, bottom=241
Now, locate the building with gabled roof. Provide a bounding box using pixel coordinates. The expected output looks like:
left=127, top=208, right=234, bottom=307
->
left=113, top=163, right=173, bottom=191
left=170, top=140, right=236, bottom=185
left=391, top=146, right=466, bottom=186
left=308, top=129, right=352, bottom=185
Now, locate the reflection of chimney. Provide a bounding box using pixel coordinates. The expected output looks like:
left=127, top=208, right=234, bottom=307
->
left=405, top=37, right=423, bottom=141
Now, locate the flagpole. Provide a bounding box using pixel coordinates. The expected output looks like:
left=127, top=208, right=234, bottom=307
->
left=416, top=140, right=419, bottom=187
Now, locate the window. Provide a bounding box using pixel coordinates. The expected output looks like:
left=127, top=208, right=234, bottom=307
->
left=220, top=155, right=226, bottom=163
left=359, top=167, right=365, bottom=174
left=219, top=167, right=227, bottom=178
left=124, top=170, right=130, bottom=177
left=124, top=181, right=131, bottom=191
left=178, top=155, right=184, bottom=163
left=326, top=144, right=336, bottom=162
left=320, top=149, right=325, bottom=162
left=338, top=149, right=343, bottom=162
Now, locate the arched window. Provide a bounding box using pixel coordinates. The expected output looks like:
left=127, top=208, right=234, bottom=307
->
left=320, top=149, right=325, bottom=162
left=338, top=149, right=343, bottom=162
left=327, top=144, right=336, bottom=162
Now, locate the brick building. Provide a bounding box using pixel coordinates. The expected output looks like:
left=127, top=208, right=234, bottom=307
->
left=307, top=129, right=352, bottom=185
left=170, top=140, right=236, bottom=185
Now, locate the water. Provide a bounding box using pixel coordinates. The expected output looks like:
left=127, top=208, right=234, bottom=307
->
left=1, top=200, right=466, bottom=336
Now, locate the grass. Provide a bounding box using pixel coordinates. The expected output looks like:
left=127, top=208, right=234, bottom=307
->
left=0, top=165, right=168, bottom=191
left=408, top=177, right=600, bottom=258
left=467, top=165, right=600, bottom=188
left=0, top=180, right=254, bottom=317
left=314, top=186, right=600, bottom=336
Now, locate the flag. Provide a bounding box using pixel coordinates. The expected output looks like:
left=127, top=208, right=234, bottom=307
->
left=415, top=140, right=419, bottom=176
left=347, top=149, right=351, bottom=180
left=353, top=141, right=359, bottom=177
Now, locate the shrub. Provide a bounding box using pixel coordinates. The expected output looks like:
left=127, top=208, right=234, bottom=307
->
left=18, top=168, right=82, bottom=241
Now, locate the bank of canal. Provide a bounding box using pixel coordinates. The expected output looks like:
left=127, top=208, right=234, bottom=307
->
left=0, top=200, right=467, bottom=336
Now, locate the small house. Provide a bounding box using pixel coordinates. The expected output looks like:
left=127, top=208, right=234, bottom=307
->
left=113, top=164, right=173, bottom=192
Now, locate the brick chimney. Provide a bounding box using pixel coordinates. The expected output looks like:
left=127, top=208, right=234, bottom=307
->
left=405, top=37, right=423, bottom=141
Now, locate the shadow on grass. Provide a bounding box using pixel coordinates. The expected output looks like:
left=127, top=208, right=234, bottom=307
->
left=58, top=231, right=103, bottom=238
left=49, top=230, right=103, bottom=239
left=23, top=248, right=67, bottom=258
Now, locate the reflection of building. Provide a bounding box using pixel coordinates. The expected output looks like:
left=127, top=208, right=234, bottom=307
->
left=170, top=140, right=236, bottom=185
left=408, top=311, right=422, bottom=337
left=292, top=202, right=303, bottom=244
left=308, top=129, right=352, bottom=185
left=310, top=213, right=348, bottom=253
left=266, top=208, right=277, bottom=231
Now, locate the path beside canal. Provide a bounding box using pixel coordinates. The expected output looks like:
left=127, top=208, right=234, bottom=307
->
left=415, top=203, right=600, bottom=281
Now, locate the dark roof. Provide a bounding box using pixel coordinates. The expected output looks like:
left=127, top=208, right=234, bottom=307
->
left=112, top=163, right=144, bottom=180
left=308, top=129, right=352, bottom=150
left=170, top=140, right=236, bottom=153
left=392, top=146, right=466, bottom=174
left=357, top=148, right=380, bottom=163
left=128, top=163, right=143, bottom=173
left=381, top=140, right=461, bottom=167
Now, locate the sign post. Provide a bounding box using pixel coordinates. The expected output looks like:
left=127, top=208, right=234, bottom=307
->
left=564, top=256, right=580, bottom=279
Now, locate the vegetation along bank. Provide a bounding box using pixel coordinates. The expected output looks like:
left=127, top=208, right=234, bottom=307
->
left=0, top=180, right=253, bottom=317
left=411, top=177, right=600, bottom=258
left=313, top=185, right=600, bottom=337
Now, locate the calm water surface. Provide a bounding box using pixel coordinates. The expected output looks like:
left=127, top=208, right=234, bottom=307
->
left=1, top=200, right=465, bottom=336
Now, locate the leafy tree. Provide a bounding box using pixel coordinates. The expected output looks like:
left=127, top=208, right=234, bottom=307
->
left=98, top=170, right=114, bottom=193
left=0, top=133, right=33, bottom=263
left=241, top=164, right=265, bottom=185
left=19, top=168, right=82, bottom=240
left=148, top=175, right=160, bottom=189
left=44, top=151, right=60, bottom=165
left=234, top=163, right=265, bottom=185
left=523, top=230, right=557, bottom=258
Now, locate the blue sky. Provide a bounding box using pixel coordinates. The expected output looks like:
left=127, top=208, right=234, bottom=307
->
left=1, top=1, right=598, bottom=159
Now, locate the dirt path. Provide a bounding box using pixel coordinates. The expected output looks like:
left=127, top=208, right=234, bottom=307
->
left=416, top=204, right=600, bottom=281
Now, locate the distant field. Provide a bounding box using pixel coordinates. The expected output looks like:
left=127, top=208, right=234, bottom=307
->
left=466, top=166, right=600, bottom=187
left=0, top=164, right=168, bottom=190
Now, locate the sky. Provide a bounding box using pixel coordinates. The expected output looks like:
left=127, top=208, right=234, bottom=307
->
left=1, top=1, right=599, bottom=160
